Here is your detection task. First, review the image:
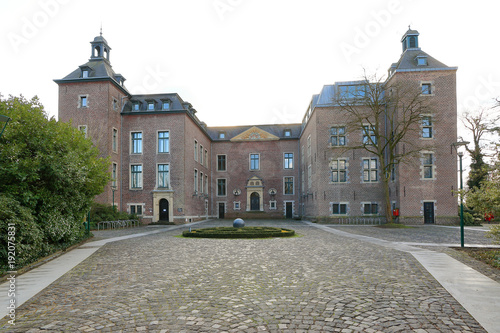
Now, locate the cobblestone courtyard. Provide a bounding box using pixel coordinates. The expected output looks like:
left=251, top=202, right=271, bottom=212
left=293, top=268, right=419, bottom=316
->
left=1, top=220, right=496, bottom=332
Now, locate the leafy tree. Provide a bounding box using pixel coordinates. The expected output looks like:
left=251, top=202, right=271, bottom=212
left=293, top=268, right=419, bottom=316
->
left=334, top=72, right=434, bottom=223
left=0, top=95, right=109, bottom=270
left=460, top=108, right=493, bottom=190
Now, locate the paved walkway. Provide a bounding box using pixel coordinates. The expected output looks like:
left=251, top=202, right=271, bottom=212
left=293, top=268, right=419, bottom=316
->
left=1, top=220, right=499, bottom=332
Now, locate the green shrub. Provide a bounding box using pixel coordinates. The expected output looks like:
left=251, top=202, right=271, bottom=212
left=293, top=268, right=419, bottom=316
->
left=487, top=225, right=500, bottom=244
left=463, top=211, right=482, bottom=226
left=182, top=226, right=295, bottom=239
left=0, top=195, right=44, bottom=271
left=90, top=202, right=138, bottom=224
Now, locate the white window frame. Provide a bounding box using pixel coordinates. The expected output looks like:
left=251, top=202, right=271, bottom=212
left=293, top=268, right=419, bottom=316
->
left=234, top=201, right=241, bottom=210
left=157, top=163, right=170, bottom=189
left=330, top=126, right=346, bottom=146
left=362, top=202, right=379, bottom=215
left=269, top=200, right=277, bottom=210
left=250, top=153, right=260, bottom=171
left=362, top=158, right=378, bottom=183
left=330, top=159, right=347, bottom=183
left=78, top=125, right=88, bottom=138
left=420, top=81, right=434, bottom=96
left=421, top=151, right=436, bottom=180
left=331, top=202, right=348, bottom=215
left=130, top=164, right=143, bottom=189
left=283, top=176, right=294, bottom=195
left=194, top=140, right=198, bottom=161
left=284, top=152, right=294, bottom=169
left=130, top=131, right=143, bottom=154
left=78, top=94, right=89, bottom=108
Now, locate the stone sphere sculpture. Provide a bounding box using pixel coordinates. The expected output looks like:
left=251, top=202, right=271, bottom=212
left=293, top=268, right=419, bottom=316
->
left=233, top=218, right=245, bottom=228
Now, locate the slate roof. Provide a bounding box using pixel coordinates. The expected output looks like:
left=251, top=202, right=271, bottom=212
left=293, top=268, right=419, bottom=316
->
left=391, top=49, right=452, bottom=72
left=207, top=123, right=302, bottom=141
left=122, top=93, right=189, bottom=112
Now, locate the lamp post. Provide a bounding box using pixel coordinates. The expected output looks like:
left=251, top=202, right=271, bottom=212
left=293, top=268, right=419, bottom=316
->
left=0, top=115, right=11, bottom=138
left=452, top=141, right=469, bottom=248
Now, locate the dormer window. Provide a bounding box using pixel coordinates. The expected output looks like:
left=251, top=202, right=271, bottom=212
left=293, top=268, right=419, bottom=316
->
left=416, top=56, right=428, bottom=66
left=133, top=102, right=140, bottom=111
left=219, top=131, right=226, bottom=139
left=284, top=129, right=291, bottom=137
left=147, top=101, right=155, bottom=111
left=82, top=70, right=89, bottom=78
left=339, top=84, right=366, bottom=99
left=162, top=101, right=170, bottom=110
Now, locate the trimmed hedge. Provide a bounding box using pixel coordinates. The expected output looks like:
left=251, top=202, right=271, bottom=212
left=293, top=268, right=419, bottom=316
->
left=182, top=226, right=295, bottom=239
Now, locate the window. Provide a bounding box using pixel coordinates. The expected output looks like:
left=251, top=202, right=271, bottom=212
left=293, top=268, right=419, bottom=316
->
left=363, top=203, right=378, bottom=215
left=284, top=129, right=291, bottom=137
left=422, top=116, right=433, bottom=138
left=79, top=95, right=88, bottom=108
left=330, top=159, right=347, bottom=183
left=113, top=99, right=118, bottom=110
left=284, top=153, right=294, bottom=169
left=423, top=153, right=434, bottom=179
left=417, top=56, right=428, bottom=66
left=194, top=169, right=198, bottom=193
left=147, top=102, right=155, bottom=110
left=307, top=164, right=312, bottom=189
left=194, top=140, right=198, bottom=161
left=363, top=125, right=377, bottom=145
left=162, top=101, right=170, bottom=110
left=158, top=164, right=170, bottom=188
left=330, top=126, right=346, bottom=146
left=234, top=202, right=241, bottom=210
left=217, top=155, right=227, bottom=171
left=363, top=158, right=378, bottom=182
left=269, top=201, right=277, bottom=210
left=217, top=179, right=227, bottom=196
left=339, top=84, right=366, bottom=99
left=284, top=177, right=294, bottom=195
left=332, top=203, right=347, bottom=215
left=204, top=149, right=208, bottom=167
left=200, top=172, right=204, bottom=194
left=250, top=154, right=260, bottom=170
left=421, top=83, right=432, bottom=95
left=112, top=163, right=117, bottom=187
left=205, top=175, right=208, bottom=194
left=158, top=131, right=170, bottom=153
left=82, top=70, right=89, bottom=78
left=200, top=145, right=204, bottom=165
left=133, top=102, right=140, bottom=111
left=131, top=132, right=142, bottom=154
left=130, top=204, right=143, bottom=216
left=218, top=132, right=226, bottom=139
left=112, top=128, right=118, bottom=152
left=78, top=125, right=87, bottom=137
left=307, top=135, right=311, bottom=156
left=130, top=165, right=142, bottom=189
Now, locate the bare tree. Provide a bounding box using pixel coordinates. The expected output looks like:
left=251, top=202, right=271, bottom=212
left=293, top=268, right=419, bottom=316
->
left=334, top=71, right=434, bottom=223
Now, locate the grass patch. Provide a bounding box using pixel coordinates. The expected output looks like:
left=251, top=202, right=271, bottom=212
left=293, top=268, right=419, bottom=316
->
left=376, top=223, right=414, bottom=229
left=457, top=248, right=500, bottom=269
left=182, top=226, right=295, bottom=239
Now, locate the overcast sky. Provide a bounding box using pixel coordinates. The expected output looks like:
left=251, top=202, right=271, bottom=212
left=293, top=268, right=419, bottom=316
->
left=1, top=0, right=499, bottom=128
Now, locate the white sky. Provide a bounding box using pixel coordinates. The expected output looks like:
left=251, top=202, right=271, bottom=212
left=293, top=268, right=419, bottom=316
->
left=1, top=0, right=499, bottom=128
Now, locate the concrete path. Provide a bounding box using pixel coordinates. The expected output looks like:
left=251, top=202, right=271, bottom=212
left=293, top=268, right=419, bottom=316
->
left=1, top=220, right=499, bottom=332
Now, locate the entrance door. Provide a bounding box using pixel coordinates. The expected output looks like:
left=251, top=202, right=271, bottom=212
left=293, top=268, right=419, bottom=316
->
left=159, top=199, right=169, bottom=221
left=218, top=202, right=225, bottom=219
left=250, top=192, right=260, bottom=211
left=285, top=202, right=293, bottom=219
left=423, top=202, right=434, bottom=224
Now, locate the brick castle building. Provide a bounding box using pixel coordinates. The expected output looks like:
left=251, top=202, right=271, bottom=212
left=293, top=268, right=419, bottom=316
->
left=55, top=29, right=458, bottom=224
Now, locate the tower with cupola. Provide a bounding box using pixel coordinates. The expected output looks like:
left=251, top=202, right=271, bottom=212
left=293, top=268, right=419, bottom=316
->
left=55, top=32, right=129, bottom=209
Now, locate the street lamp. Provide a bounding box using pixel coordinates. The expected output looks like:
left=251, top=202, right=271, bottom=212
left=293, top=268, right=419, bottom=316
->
left=0, top=115, right=11, bottom=138
left=452, top=141, right=469, bottom=248
left=111, top=185, right=117, bottom=212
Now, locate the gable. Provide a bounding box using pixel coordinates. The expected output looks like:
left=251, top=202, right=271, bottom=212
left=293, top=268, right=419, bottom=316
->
left=230, top=126, right=280, bottom=142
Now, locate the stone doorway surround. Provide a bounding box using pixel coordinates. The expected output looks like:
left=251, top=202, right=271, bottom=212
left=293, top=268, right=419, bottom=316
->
left=246, top=176, right=264, bottom=211
left=153, top=190, right=174, bottom=222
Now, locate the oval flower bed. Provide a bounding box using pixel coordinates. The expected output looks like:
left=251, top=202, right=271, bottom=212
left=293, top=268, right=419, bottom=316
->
left=182, top=226, right=295, bottom=239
